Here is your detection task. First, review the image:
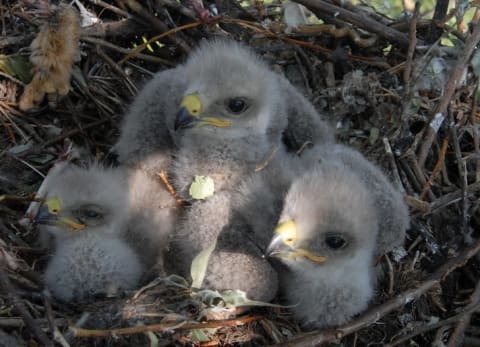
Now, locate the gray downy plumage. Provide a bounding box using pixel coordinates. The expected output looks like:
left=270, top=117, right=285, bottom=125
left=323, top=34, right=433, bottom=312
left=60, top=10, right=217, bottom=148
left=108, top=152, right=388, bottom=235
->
left=113, top=39, right=334, bottom=178
left=44, top=232, right=143, bottom=302
left=207, top=143, right=409, bottom=327
left=267, top=161, right=379, bottom=329
left=162, top=40, right=334, bottom=279
left=34, top=163, right=177, bottom=272
left=299, top=144, right=410, bottom=254
left=34, top=163, right=129, bottom=249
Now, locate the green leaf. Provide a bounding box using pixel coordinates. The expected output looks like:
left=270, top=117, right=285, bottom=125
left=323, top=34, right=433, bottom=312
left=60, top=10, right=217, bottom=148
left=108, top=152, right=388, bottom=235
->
left=190, top=328, right=217, bottom=342
left=369, top=127, right=379, bottom=145
left=189, top=175, right=215, bottom=200
left=0, top=55, right=32, bottom=83
left=190, top=238, right=217, bottom=289
left=8, top=142, right=32, bottom=154
left=194, top=288, right=289, bottom=309
left=220, top=289, right=289, bottom=308
left=145, top=331, right=158, bottom=347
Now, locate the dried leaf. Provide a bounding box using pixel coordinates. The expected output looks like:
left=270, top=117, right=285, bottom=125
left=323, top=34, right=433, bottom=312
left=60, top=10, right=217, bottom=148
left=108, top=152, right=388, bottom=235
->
left=190, top=237, right=217, bottom=289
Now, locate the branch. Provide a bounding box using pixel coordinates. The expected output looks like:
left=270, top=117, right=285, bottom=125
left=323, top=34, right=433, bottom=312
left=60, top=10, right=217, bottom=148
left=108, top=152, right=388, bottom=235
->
left=70, top=315, right=262, bottom=338
left=273, top=238, right=480, bottom=346
left=293, top=0, right=415, bottom=47
left=417, top=22, right=480, bottom=167
left=0, top=264, right=54, bottom=347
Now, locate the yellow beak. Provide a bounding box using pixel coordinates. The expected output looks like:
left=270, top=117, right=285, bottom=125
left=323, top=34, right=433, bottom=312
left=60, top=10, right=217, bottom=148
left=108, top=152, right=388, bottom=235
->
left=174, top=93, right=231, bottom=130
left=265, top=219, right=326, bottom=264
left=35, top=197, right=85, bottom=231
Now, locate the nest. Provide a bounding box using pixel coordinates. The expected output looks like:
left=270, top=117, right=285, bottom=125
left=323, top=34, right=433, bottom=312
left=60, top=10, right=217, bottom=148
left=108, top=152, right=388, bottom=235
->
left=1, top=0, right=480, bottom=346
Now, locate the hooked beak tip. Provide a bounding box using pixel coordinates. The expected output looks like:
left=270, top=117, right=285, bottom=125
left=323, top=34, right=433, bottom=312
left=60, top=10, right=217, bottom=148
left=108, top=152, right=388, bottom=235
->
left=33, top=204, right=56, bottom=225
left=174, top=107, right=198, bottom=131
left=265, top=233, right=290, bottom=258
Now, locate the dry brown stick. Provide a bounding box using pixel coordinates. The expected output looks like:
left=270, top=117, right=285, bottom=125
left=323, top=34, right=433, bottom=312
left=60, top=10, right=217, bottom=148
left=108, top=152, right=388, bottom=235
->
left=117, top=21, right=201, bottom=65
left=404, top=149, right=435, bottom=200
left=157, top=170, right=185, bottom=208
left=40, top=115, right=119, bottom=149
left=470, top=78, right=480, bottom=182
left=82, top=19, right=145, bottom=39
left=449, top=111, right=470, bottom=234
left=70, top=315, right=263, bottom=338
left=430, top=181, right=480, bottom=213
left=420, top=137, right=449, bottom=200
left=386, top=301, right=480, bottom=347
left=87, top=0, right=129, bottom=17
left=155, top=0, right=196, bottom=20
left=383, top=138, right=404, bottom=191
left=403, top=2, right=420, bottom=97
left=118, top=0, right=191, bottom=54
left=293, top=0, right=413, bottom=46
left=417, top=22, right=480, bottom=167
left=81, top=36, right=174, bottom=66
left=0, top=265, right=54, bottom=347
left=446, top=279, right=480, bottom=347
left=273, top=238, right=480, bottom=347
left=95, top=47, right=138, bottom=96
left=220, top=18, right=390, bottom=68
left=43, top=292, right=70, bottom=347
left=426, top=0, right=449, bottom=43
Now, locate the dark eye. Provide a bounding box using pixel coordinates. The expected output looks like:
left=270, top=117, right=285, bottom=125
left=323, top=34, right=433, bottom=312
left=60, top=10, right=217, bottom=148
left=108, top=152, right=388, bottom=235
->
left=84, top=210, right=100, bottom=218
left=325, top=234, right=347, bottom=250
left=226, top=98, right=247, bottom=114
left=78, top=208, right=103, bottom=220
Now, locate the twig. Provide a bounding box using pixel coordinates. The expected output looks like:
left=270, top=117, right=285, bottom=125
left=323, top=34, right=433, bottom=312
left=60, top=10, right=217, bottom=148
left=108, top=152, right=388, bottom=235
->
left=87, top=0, right=129, bottom=17
left=417, top=22, right=480, bottom=167
left=449, top=111, right=470, bottom=235
left=429, top=181, right=480, bottom=213
left=220, top=18, right=391, bottom=68
left=95, top=47, right=138, bottom=96
left=82, top=18, right=145, bottom=39
left=420, top=137, right=449, bottom=200
left=293, top=0, right=414, bottom=46
left=404, top=149, right=435, bottom=200
left=117, top=21, right=201, bottom=65
left=41, top=115, right=120, bottom=148
left=426, top=0, right=449, bottom=43
left=0, top=317, right=68, bottom=328
left=387, top=301, right=480, bottom=347
left=273, top=238, right=480, bottom=346
left=0, top=194, right=40, bottom=203
left=155, top=0, right=196, bottom=20
left=43, top=292, right=71, bottom=347
left=70, top=315, right=263, bottom=338
left=470, top=78, right=480, bottom=182
left=383, top=137, right=404, bottom=192
left=157, top=170, right=185, bottom=208
left=384, top=254, right=394, bottom=296
left=0, top=264, right=54, bottom=347
left=118, top=0, right=191, bottom=54
left=446, top=280, right=480, bottom=347
left=81, top=36, right=175, bottom=66
left=403, top=2, right=420, bottom=97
